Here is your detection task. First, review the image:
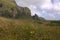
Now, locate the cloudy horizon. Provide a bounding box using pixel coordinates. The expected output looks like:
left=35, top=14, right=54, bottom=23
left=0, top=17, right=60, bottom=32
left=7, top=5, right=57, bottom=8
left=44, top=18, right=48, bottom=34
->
left=15, top=0, right=60, bottom=20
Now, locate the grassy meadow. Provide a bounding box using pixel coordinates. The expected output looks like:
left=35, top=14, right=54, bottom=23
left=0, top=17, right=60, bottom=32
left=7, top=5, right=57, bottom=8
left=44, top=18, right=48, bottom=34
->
left=0, top=17, right=60, bottom=40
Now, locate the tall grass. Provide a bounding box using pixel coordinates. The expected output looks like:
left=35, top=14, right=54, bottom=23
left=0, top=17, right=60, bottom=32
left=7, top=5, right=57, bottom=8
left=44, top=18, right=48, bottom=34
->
left=0, top=17, right=60, bottom=40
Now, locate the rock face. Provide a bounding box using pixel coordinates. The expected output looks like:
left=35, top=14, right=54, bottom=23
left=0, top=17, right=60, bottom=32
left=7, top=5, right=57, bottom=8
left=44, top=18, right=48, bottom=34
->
left=16, top=7, right=31, bottom=18
left=0, top=0, right=31, bottom=18
left=0, top=0, right=45, bottom=21
left=32, top=14, right=45, bottom=21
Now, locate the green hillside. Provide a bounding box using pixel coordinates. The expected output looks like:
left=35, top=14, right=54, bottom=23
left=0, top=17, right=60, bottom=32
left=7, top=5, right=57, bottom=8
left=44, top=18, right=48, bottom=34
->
left=0, top=0, right=31, bottom=18
left=0, top=0, right=60, bottom=40
left=0, top=17, right=60, bottom=40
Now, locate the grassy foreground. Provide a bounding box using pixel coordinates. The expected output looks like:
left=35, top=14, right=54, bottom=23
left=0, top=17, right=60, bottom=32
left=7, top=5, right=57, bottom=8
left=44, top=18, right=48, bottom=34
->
left=0, top=17, right=60, bottom=40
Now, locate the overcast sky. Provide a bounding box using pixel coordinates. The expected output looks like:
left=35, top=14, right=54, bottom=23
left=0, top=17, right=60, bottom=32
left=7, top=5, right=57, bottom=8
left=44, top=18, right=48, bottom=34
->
left=15, top=0, right=60, bottom=20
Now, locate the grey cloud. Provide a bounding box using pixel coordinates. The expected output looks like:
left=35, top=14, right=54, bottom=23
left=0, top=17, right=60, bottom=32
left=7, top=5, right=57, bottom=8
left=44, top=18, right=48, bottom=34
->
left=15, top=0, right=43, bottom=7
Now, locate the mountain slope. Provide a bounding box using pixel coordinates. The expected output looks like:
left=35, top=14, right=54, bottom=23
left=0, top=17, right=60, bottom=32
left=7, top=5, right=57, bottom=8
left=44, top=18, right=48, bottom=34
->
left=0, top=0, right=31, bottom=18
left=32, top=14, right=45, bottom=21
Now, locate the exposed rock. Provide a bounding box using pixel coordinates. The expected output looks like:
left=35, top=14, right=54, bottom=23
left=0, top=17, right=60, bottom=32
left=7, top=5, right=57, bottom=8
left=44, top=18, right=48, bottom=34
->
left=32, top=14, right=45, bottom=21
left=0, top=0, right=31, bottom=18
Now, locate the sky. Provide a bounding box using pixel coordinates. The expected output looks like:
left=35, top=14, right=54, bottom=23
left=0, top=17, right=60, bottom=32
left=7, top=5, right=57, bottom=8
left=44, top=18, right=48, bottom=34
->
left=15, top=0, right=60, bottom=20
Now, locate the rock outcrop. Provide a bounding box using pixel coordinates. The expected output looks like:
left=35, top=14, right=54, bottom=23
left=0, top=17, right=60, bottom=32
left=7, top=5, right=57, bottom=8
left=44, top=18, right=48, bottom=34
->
left=0, top=0, right=31, bottom=18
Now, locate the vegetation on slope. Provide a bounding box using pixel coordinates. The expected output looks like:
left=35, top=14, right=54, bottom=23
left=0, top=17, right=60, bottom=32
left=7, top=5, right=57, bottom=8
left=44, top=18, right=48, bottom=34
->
left=0, top=0, right=60, bottom=40
left=0, top=17, right=60, bottom=40
left=0, top=0, right=31, bottom=18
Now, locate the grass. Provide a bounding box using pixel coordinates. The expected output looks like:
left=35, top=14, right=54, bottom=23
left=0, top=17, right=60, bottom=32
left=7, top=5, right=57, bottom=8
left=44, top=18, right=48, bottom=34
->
left=0, top=17, right=60, bottom=40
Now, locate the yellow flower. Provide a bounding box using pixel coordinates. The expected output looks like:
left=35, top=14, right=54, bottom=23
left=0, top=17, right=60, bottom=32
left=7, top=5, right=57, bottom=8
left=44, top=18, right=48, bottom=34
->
left=30, top=31, right=35, bottom=37
left=30, top=31, right=35, bottom=34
